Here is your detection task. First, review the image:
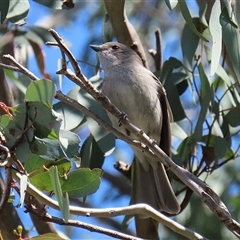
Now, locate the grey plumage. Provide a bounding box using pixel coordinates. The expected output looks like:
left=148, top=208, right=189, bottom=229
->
left=90, top=42, right=180, bottom=238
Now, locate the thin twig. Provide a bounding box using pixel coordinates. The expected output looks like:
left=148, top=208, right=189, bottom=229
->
left=149, top=29, right=162, bottom=71
left=2, top=55, right=39, bottom=81
left=27, top=206, right=141, bottom=240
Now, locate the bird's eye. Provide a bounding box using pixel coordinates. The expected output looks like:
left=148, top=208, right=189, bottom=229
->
left=112, top=45, right=119, bottom=50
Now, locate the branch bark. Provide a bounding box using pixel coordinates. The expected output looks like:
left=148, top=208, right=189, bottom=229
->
left=104, top=0, right=149, bottom=68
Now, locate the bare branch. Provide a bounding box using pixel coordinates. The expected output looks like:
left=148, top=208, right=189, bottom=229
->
left=13, top=169, right=206, bottom=240
left=149, top=29, right=162, bottom=71
left=2, top=55, right=39, bottom=81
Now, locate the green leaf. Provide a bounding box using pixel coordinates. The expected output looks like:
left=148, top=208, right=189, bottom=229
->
left=59, top=129, right=81, bottom=159
left=6, top=0, right=29, bottom=25
left=221, top=7, right=240, bottom=82
left=19, top=174, right=28, bottom=207
left=26, top=30, right=44, bottom=46
left=160, top=58, right=186, bottom=121
left=28, top=26, right=55, bottom=43
left=33, top=0, right=64, bottom=9
left=78, top=89, right=115, bottom=153
left=225, top=107, right=240, bottom=127
left=31, top=233, right=65, bottom=240
left=0, top=0, right=10, bottom=23
left=160, top=57, right=183, bottom=84
left=209, top=0, right=222, bottom=76
left=61, top=168, right=102, bottom=198
left=102, top=13, right=114, bottom=42
left=16, top=137, right=30, bottom=162
left=177, top=135, right=196, bottom=164
left=216, top=65, right=231, bottom=85
left=194, top=63, right=212, bottom=141
left=25, top=153, right=71, bottom=177
left=36, top=138, right=67, bottom=160
left=171, top=122, right=188, bottom=140
left=25, top=80, right=56, bottom=108
left=49, top=166, right=69, bottom=221
left=30, top=171, right=52, bottom=191
left=164, top=79, right=186, bottom=121
left=28, top=40, right=46, bottom=77
left=165, top=0, right=178, bottom=10
left=54, top=86, right=84, bottom=131
left=178, top=1, right=208, bottom=41
left=80, top=134, right=105, bottom=169
left=16, top=102, right=60, bottom=139
left=202, top=135, right=233, bottom=160
left=214, top=137, right=228, bottom=159
left=181, top=19, right=200, bottom=69
left=222, top=0, right=238, bottom=27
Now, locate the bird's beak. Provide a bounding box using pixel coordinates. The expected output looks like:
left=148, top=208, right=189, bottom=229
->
left=90, top=45, right=102, bottom=52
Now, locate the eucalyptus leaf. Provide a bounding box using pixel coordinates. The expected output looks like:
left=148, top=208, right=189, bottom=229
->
left=25, top=79, right=56, bottom=108
left=29, top=171, right=52, bottom=191
left=49, top=166, right=69, bottom=221
left=102, top=13, right=114, bottom=42
left=0, top=0, right=10, bottom=23
left=214, top=137, right=228, bottom=159
left=6, top=0, right=29, bottom=25
left=178, top=1, right=207, bottom=41
left=225, top=107, right=240, bottom=127
left=171, top=122, right=188, bottom=140
left=78, top=89, right=115, bottom=153
left=181, top=20, right=200, bottom=70
left=16, top=137, right=30, bottom=162
left=59, top=129, right=81, bottom=158
left=177, top=135, right=196, bottom=164
left=221, top=7, right=240, bottom=82
left=209, top=0, right=222, bottom=76
left=19, top=174, right=28, bottom=207
left=31, top=233, right=64, bottom=240
left=61, top=168, right=102, bottom=198
left=28, top=26, right=55, bottom=43
left=194, top=64, right=212, bottom=141
left=164, top=0, right=178, bottom=10
left=54, top=86, right=84, bottom=131
left=80, top=134, right=105, bottom=169
left=33, top=0, right=63, bottom=9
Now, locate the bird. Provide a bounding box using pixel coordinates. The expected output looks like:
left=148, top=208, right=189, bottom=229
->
left=90, top=42, right=180, bottom=238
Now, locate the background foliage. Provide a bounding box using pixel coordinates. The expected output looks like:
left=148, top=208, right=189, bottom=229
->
left=0, top=0, right=240, bottom=239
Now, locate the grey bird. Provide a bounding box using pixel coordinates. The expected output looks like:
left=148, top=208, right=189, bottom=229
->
left=90, top=42, right=180, bottom=238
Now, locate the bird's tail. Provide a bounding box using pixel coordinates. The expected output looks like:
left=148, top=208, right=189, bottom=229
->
left=132, top=158, right=180, bottom=239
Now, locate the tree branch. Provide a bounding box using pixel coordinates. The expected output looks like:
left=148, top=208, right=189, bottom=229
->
left=103, top=0, right=149, bottom=68
left=12, top=169, right=206, bottom=240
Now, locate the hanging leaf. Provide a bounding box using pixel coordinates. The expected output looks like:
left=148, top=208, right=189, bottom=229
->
left=165, top=0, right=178, bottom=10
left=181, top=19, right=200, bottom=69
left=61, top=168, right=102, bottom=198
left=0, top=0, right=10, bottom=23
left=25, top=80, right=56, bottom=108
left=49, top=166, right=69, bottom=221
left=194, top=63, right=212, bottom=141
left=209, top=0, right=222, bottom=76
left=6, top=0, right=30, bottom=25
left=221, top=7, right=240, bottom=82
left=80, top=134, right=105, bottom=169
left=102, top=13, right=114, bottom=42
left=178, top=1, right=208, bottom=41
